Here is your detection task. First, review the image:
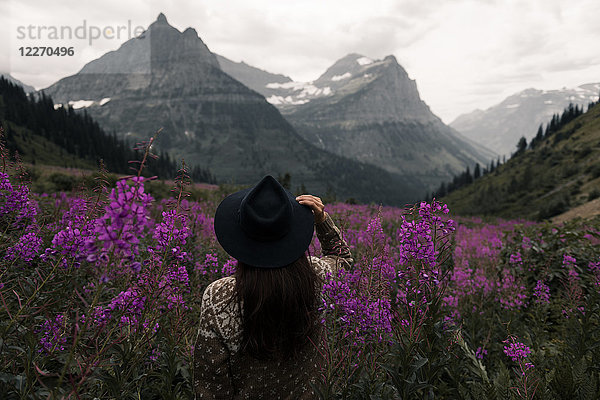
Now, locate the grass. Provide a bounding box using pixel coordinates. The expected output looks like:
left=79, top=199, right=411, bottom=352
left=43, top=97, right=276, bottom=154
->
left=441, top=103, right=600, bottom=220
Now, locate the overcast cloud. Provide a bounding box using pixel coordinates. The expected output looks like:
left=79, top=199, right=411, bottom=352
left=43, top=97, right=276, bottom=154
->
left=2, top=0, right=599, bottom=123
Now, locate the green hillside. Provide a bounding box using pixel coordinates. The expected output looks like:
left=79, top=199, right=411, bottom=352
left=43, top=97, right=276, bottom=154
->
left=440, top=102, right=600, bottom=220
left=0, top=77, right=215, bottom=183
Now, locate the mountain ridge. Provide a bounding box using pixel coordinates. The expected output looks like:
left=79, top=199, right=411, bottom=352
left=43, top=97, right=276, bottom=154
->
left=451, top=84, right=600, bottom=156
left=41, top=13, right=424, bottom=204
left=217, top=52, right=495, bottom=190
left=0, top=73, right=35, bottom=93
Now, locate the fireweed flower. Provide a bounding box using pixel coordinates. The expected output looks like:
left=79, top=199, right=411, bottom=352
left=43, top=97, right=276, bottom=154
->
left=394, top=202, right=454, bottom=321
left=107, top=287, right=147, bottom=330
left=37, top=314, right=68, bottom=354
left=397, top=200, right=454, bottom=268
left=157, top=264, right=190, bottom=310
left=364, top=214, right=388, bottom=249
left=48, top=224, right=94, bottom=264
left=568, top=268, right=580, bottom=280
left=321, top=269, right=393, bottom=344
left=221, top=258, right=237, bottom=276
left=6, top=231, right=43, bottom=262
left=521, top=236, right=532, bottom=250
left=509, top=252, right=523, bottom=264
left=533, top=280, right=550, bottom=304
left=152, top=209, right=191, bottom=251
left=149, top=347, right=161, bottom=362
left=503, top=338, right=532, bottom=362
left=196, top=253, right=220, bottom=275
left=496, top=270, right=528, bottom=310
left=563, top=254, right=577, bottom=269
left=44, top=197, right=95, bottom=264
left=0, top=172, right=38, bottom=227
left=475, top=347, right=488, bottom=360
left=90, top=177, right=153, bottom=262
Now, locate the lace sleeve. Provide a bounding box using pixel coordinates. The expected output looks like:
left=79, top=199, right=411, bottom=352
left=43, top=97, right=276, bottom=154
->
left=311, top=212, right=353, bottom=278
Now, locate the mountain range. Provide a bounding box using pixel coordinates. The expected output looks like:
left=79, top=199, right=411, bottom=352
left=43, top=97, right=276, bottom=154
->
left=41, top=13, right=427, bottom=204
left=217, top=53, right=495, bottom=189
left=0, top=12, right=501, bottom=204
left=451, top=84, right=600, bottom=156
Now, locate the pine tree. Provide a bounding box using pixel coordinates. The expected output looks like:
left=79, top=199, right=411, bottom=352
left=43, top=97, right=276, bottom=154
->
left=474, top=163, right=481, bottom=179
left=531, top=124, right=544, bottom=148
left=516, top=136, right=527, bottom=155
left=439, top=182, right=447, bottom=197
left=465, top=166, right=473, bottom=184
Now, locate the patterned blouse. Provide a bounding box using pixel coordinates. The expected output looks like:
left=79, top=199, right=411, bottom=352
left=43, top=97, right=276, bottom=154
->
left=193, top=212, right=353, bottom=399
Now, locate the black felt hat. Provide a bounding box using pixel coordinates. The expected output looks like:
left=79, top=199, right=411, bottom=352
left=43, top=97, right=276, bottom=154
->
left=214, top=175, right=314, bottom=268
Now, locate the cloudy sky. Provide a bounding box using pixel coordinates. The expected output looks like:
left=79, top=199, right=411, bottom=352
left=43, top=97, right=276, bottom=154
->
left=2, top=0, right=600, bottom=123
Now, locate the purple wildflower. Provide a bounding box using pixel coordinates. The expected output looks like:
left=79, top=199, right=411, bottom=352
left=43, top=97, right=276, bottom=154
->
left=221, top=259, right=237, bottom=276
left=563, top=254, right=577, bottom=269
left=475, top=347, right=488, bottom=359
left=509, top=252, right=522, bottom=264
left=37, top=314, right=68, bottom=354
left=533, top=280, right=550, bottom=304
left=503, top=338, right=532, bottom=362
left=6, top=232, right=43, bottom=262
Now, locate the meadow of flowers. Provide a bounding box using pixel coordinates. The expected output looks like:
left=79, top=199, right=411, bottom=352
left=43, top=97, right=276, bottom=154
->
left=1, top=150, right=600, bottom=398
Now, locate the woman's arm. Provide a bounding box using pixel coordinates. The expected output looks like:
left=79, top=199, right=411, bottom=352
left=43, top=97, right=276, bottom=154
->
left=296, top=195, right=353, bottom=274
left=314, top=211, right=353, bottom=270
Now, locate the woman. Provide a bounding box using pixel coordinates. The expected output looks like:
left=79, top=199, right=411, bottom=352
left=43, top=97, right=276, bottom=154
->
left=193, top=175, right=353, bottom=399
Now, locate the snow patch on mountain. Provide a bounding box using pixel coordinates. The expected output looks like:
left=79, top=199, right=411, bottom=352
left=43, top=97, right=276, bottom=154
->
left=265, top=80, right=333, bottom=104
left=69, top=100, right=95, bottom=109
left=356, top=57, right=373, bottom=66
left=99, top=97, right=111, bottom=106
left=331, top=72, right=351, bottom=81
left=266, top=95, right=309, bottom=106
left=266, top=81, right=310, bottom=90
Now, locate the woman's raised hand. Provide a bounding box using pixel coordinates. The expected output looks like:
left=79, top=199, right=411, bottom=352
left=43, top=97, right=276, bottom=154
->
left=295, top=194, right=326, bottom=224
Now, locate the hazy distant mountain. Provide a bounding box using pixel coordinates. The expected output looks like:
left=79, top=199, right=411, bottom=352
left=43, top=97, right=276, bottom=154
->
left=0, top=73, right=35, bottom=93
left=451, top=84, right=600, bottom=156
left=231, top=53, right=495, bottom=190
left=442, top=100, right=600, bottom=220
left=41, top=14, right=424, bottom=204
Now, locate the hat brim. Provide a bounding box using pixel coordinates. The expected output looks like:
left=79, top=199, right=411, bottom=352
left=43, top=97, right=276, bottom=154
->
left=214, top=187, right=315, bottom=268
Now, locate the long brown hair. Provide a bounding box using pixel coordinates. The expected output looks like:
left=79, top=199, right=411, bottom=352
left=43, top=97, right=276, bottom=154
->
left=234, top=254, right=321, bottom=360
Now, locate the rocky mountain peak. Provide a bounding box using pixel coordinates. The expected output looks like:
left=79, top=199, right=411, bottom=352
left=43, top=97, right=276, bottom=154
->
left=314, top=53, right=374, bottom=84
left=73, top=13, right=219, bottom=78
left=183, top=27, right=199, bottom=37
left=155, top=13, right=168, bottom=24
left=148, top=15, right=218, bottom=72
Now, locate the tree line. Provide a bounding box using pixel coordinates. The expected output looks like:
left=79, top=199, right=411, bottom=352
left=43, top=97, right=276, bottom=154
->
left=428, top=96, right=599, bottom=200
left=0, top=76, right=215, bottom=183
